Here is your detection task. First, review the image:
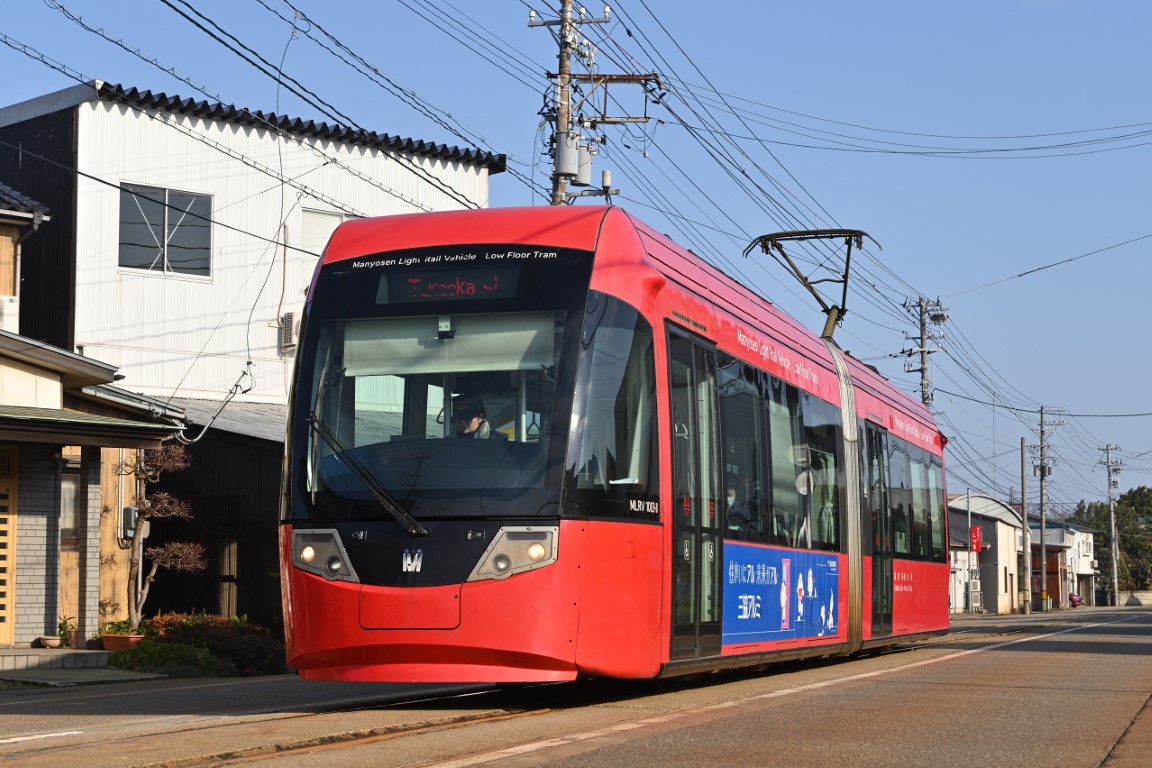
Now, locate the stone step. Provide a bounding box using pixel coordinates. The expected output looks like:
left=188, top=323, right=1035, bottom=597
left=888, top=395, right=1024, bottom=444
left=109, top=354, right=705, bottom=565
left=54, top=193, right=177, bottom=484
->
left=0, top=649, right=112, bottom=671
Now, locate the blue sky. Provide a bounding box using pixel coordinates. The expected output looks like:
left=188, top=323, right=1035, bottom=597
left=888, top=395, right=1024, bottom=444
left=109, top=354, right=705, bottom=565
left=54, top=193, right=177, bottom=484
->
left=3, top=1, right=1150, bottom=508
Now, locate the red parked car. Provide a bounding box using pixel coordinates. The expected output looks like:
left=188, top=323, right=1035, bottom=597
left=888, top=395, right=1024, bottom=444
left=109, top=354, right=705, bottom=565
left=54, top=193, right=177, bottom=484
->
left=1068, top=593, right=1084, bottom=607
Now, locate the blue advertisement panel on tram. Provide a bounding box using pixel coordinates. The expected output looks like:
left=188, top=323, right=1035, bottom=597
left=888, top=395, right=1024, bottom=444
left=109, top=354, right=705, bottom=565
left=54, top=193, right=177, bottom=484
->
left=723, top=544, right=842, bottom=645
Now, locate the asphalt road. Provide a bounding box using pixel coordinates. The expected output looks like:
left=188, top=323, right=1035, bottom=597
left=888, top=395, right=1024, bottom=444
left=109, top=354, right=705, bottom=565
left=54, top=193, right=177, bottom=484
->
left=1, top=606, right=1148, bottom=768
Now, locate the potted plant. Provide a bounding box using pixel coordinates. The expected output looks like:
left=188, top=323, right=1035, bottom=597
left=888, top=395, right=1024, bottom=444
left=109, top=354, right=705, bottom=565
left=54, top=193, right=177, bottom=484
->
left=100, top=619, right=144, bottom=651
left=58, top=615, right=79, bottom=649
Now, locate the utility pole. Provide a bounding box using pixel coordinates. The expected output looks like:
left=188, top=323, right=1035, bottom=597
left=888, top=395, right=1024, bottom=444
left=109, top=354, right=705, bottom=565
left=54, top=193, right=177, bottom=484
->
left=903, top=297, right=947, bottom=407
left=1020, top=436, right=1031, bottom=614
left=1038, top=406, right=1049, bottom=610
left=529, top=1, right=656, bottom=205
left=537, top=0, right=575, bottom=205
left=1102, top=444, right=1123, bottom=605
left=1029, top=406, right=1062, bottom=610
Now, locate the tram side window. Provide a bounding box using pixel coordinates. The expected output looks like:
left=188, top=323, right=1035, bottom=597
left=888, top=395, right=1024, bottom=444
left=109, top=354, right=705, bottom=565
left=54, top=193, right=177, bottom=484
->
left=718, top=357, right=766, bottom=542
left=888, top=441, right=912, bottom=556
left=909, top=451, right=930, bottom=559
left=928, top=456, right=947, bottom=562
left=565, top=294, right=659, bottom=519
left=766, top=377, right=808, bottom=548
left=803, top=394, right=841, bottom=552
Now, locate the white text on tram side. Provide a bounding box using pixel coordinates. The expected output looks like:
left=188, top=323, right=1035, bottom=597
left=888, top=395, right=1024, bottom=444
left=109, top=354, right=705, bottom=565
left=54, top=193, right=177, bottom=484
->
left=736, top=328, right=819, bottom=388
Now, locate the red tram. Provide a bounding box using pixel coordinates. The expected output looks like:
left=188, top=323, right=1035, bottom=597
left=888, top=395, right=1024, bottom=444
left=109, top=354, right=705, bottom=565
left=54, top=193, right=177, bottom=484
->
left=279, top=206, right=949, bottom=682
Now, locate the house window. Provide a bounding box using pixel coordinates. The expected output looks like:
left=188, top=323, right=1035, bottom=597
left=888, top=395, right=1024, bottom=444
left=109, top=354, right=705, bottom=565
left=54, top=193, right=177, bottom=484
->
left=119, top=183, right=211, bottom=276
left=60, top=466, right=80, bottom=549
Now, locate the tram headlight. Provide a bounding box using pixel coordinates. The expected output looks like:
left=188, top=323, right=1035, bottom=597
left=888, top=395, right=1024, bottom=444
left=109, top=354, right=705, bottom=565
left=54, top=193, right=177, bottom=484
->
left=291, top=529, right=360, bottom=583
left=467, top=526, right=558, bottom=582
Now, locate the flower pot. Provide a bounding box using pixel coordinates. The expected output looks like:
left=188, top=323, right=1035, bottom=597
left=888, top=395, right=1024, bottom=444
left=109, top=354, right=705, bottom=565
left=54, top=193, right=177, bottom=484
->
left=101, top=633, right=144, bottom=651
left=37, top=636, right=63, bottom=648
left=67, top=629, right=81, bottom=649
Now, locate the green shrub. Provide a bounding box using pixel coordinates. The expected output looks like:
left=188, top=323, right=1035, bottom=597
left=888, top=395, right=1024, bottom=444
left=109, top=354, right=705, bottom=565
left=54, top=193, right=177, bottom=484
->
left=100, top=618, right=139, bottom=635
left=139, top=612, right=287, bottom=676
left=107, top=639, right=236, bottom=677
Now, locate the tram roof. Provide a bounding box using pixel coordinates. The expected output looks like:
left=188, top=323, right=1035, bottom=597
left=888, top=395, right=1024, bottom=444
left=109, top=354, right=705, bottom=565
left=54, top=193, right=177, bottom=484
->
left=323, top=206, right=939, bottom=440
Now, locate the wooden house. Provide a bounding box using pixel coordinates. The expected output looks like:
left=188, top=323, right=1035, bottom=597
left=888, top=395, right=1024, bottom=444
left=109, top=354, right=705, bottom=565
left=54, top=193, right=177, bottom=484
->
left=0, top=183, right=184, bottom=645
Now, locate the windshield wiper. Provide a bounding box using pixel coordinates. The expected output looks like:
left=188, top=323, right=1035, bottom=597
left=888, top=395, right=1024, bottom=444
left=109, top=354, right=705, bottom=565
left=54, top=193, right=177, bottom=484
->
left=307, top=412, right=430, bottom=537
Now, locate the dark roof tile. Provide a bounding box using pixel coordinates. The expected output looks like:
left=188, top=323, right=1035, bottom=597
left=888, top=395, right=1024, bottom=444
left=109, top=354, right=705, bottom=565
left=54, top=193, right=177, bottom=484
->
left=96, top=82, right=506, bottom=173
left=0, top=181, right=49, bottom=215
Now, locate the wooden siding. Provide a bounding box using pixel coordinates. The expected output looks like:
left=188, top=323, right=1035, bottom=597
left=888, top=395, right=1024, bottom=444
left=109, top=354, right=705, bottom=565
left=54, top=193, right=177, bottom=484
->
left=0, top=224, right=16, bottom=296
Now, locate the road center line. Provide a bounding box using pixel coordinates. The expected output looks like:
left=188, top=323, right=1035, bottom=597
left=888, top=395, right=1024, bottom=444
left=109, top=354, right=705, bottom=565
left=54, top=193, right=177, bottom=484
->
left=0, top=731, right=84, bottom=744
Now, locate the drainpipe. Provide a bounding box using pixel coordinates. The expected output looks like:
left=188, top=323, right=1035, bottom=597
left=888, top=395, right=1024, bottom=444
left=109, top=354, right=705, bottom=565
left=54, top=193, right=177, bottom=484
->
left=14, top=210, right=45, bottom=245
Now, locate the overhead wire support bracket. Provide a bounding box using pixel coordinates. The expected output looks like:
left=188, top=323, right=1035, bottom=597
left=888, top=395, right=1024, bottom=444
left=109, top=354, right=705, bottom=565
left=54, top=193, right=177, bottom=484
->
left=743, top=229, right=879, bottom=340
left=547, top=72, right=662, bottom=125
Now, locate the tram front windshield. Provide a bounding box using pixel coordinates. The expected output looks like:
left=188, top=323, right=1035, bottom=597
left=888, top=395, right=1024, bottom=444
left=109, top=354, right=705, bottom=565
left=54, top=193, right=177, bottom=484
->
left=290, top=245, right=592, bottom=521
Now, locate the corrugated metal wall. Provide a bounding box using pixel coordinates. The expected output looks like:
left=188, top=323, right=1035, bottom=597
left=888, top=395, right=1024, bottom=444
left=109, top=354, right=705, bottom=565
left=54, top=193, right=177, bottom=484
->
left=0, top=107, right=78, bottom=349
left=148, top=430, right=283, bottom=629
left=72, top=100, right=491, bottom=402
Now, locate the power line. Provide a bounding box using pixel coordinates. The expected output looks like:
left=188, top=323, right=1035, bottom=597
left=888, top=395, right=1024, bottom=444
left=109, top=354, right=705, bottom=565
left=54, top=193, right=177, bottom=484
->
left=947, top=231, right=1152, bottom=297
left=936, top=388, right=1152, bottom=418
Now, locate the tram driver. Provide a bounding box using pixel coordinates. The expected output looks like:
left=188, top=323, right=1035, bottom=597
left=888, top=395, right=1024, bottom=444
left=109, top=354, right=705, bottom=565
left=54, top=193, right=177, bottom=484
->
left=453, top=395, right=507, bottom=440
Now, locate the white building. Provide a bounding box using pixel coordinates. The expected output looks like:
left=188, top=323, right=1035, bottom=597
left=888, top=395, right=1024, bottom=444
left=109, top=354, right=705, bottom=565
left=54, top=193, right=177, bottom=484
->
left=0, top=80, right=506, bottom=404
left=948, top=493, right=1027, bottom=615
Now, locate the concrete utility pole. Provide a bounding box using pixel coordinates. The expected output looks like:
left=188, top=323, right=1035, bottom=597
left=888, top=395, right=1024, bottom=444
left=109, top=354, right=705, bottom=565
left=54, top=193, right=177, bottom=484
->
left=1021, top=436, right=1031, bottom=614
left=903, top=297, right=947, bottom=407
left=1029, top=406, right=1062, bottom=610
left=1038, top=406, right=1049, bottom=610
left=965, top=489, right=977, bottom=613
left=530, top=1, right=654, bottom=205
left=1102, top=444, right=1123, bottom=605
left=543, top=0, right=575, bottom=206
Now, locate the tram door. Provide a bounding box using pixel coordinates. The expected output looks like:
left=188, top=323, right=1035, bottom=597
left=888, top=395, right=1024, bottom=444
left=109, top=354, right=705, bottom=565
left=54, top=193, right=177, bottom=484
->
left=863, top=423, right=892, bottom=637
left=668, top=331, right=723, bottom=660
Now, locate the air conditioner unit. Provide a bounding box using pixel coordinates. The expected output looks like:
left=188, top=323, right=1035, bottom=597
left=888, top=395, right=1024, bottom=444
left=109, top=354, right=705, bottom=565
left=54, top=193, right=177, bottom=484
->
left=0, top=295, right=19, bottom=334
left=279, top=312, right=298, bottom=352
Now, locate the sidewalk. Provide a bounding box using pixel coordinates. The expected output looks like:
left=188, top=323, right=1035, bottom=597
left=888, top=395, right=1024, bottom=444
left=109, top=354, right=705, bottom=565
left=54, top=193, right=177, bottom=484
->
left=0, top=647, right=164, bottom=687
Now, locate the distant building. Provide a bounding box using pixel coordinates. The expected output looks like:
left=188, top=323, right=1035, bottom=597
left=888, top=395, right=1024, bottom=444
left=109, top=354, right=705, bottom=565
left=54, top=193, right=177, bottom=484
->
left=948, top=493, right=1025, bottom=614
left=948, top=492, right=1095, bottom=614
left=1031, top=519, right=1097, bottom=608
